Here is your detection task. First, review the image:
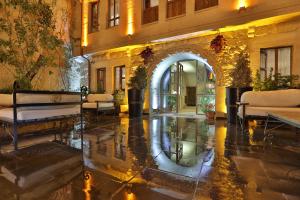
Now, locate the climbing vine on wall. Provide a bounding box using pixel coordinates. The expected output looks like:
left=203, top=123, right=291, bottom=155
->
left=0, top=0, right=70, bottom=90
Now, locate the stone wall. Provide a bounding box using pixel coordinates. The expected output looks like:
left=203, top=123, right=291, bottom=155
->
left=0, top=0, right=73, bottom=91
left=87, top=18, right=300, bottom=117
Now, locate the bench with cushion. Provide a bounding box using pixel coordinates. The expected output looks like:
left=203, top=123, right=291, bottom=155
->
left=82, top=94, right=116, bottom=119
left=0, top=84, right=84, bottom=150
left=237, top=89, right=300, bottom=129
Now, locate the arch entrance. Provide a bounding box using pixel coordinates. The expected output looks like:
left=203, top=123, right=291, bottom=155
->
left=149, top=52, right=215, bottom=115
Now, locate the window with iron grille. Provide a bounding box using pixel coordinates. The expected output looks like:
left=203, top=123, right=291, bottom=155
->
left=260, top=46, right=292, bottom=79
left=115, top=65, right=126, bottom=90
left=90, top=2, right=99, bottom=32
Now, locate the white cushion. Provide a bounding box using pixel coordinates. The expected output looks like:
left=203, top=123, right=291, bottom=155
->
left=0, top=94, right=13, bottom=106
left=238, top=106, right=300, bottom=118
left=0, top=93, right=81, bottom=106
left=241, top=89, right=300, bottom=107
left=0, top=105, right=80, bottom=122
left=87, top=94, right=113, bottom=102
left=82, top=102, right=114, bottom=109
left=16, top=94, right=81, bottom=104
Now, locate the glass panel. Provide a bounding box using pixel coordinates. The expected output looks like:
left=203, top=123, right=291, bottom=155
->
left=278, top=47, right=291, bottom=76
left=260, top=51, right=267, bottom=79
left=115, top=68, right=120, bottom=90
left=196, top=62, right=215, bottom=115
left=115, top=18, right=119, bottom=26
left=110, top=20, right=114, bottom=27
left=160, top=66, right=177, bottom=113
left=121, top=79, right=126, bottom=90
left=266, top=49, right=275, bottom=77
left=121, top=67, right=125, bottom=78
left=150, top=0, right=159, bottom=7
left=110, top=0, right=114, bottom=19
left=115, top=0, right=120, bottom=17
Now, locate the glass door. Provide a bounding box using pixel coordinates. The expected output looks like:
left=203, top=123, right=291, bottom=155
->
left=196, top=61, right=215, bottom=115
left=175, top=62, right=184, bottom=113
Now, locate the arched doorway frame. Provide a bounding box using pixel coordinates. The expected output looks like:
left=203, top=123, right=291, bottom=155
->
left=146, top=45, right=218, bottom=114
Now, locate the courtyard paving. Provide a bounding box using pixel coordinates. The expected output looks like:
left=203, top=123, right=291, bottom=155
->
left=0, top=114, right=299, bottom=200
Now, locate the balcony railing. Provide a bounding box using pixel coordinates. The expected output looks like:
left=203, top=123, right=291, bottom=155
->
left=195, top=0, right=218, bottom=11
left=143, top=6, right=159, bottom=24
left=167, top=0, right=186, bottom=18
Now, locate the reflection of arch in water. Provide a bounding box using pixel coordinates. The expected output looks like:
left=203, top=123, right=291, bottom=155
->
left=151, top=118, right=214, bottom=178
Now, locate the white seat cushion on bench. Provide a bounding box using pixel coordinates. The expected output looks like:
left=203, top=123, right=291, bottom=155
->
left=241, top=89, right=300, bottom=107
left=238, top=106, right=300, bottom=118
left=82, top=102, right=114, bottom=109
left=0, top=93, right=81, bottom=107
left=0, top=105, right=80, bottom=122
left=87, top=94, right=113, bottom=102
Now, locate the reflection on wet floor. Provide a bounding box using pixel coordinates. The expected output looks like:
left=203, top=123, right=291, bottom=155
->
left=0, top=115, right=300, bottom=200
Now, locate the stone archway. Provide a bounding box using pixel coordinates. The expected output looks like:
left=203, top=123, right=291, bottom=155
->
left=147, top=44, right=218, bottom=78
left=145, top=44, right=219, bottom=114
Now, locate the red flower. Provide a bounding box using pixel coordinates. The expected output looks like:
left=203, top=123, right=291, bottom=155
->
left=210, top=35, right=226, bottom=53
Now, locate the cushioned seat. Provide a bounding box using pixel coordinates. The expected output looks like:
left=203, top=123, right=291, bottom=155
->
left=238, top=106, right=300, bottom=118
left=82, top=102, right=114, bottom=109
left=238, top=89, right=300, bottom=119
left=0, top=106, right=80, bottom=123
left=82, top=94, right=115, bottom=112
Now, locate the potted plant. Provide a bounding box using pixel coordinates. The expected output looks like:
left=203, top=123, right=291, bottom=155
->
left=113, top=89, right=125, bottom=114
left=167, top=95, right=177, bottom=112
left=253, top=68, right=300, bottom=91
left=204, top=103, right=216, bottom=121
left=127, top=65, right=147, bottom=118
left=226, top=51, right=253, bottom=124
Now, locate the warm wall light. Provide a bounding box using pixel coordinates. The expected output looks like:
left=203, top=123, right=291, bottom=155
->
left=238, top=0, right=247, bottom=11
left=82, top=0, right=89, bottom=47
left=127, top=0, right=134, bottom=35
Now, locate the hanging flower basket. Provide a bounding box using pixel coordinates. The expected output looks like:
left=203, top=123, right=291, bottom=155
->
left=140, top=46, right=154, bottom=64
left=210, top=35, right=226, bottom=54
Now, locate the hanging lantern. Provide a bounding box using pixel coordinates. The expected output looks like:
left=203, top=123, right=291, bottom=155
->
left=210, top=35, right=226, bottom=53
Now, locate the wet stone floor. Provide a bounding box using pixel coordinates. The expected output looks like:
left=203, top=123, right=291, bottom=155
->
left=0, top=114, right=300, bottom=200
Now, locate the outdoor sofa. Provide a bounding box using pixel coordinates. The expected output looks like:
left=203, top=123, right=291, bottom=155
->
left=82, top=94, right=116, bottom=119
left=0, top=82, right=85, bottom=150
left=237, top=89, right=300, bottom=129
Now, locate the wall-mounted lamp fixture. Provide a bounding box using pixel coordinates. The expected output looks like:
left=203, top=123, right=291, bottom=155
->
left=81, top=0, right=89, bottom=47
left=127, top=0, right=135, bottom=35
left=238, top=0, right=247, bottom=12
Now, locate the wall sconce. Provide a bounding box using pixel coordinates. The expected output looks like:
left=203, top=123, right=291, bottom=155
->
left=127, top=0, right=135, bottom=35
left=238, top=0, right=247, bottom=12
left=247, top=26, right=255, bottom=38
left=81, top=0, right=89, bottom=47
left=127, top=33, right=133, bottom=39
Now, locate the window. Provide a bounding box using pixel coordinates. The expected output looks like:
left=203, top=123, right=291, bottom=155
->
left=97, top=68, right=106, bottom=93
left=143, top=0, right=159, bottom=24
left=115, top=65, right=126, bottom=90
left=260, top=47, right=292, bottom=79
left=90, top=2, right=99, bottom=32
left=108, top=0, right=120, bottom=27
left=167, top=0, right=186, bottom=18
left=195, top=0, right=218, bottom=11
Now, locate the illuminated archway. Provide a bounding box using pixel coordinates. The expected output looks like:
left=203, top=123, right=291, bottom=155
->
left=149, top=52, right=215, bottom=112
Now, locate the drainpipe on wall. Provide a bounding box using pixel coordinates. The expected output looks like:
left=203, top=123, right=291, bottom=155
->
left=80, top=0, right=91, bottom=91
left=80, top=48, right=91, bottom=91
